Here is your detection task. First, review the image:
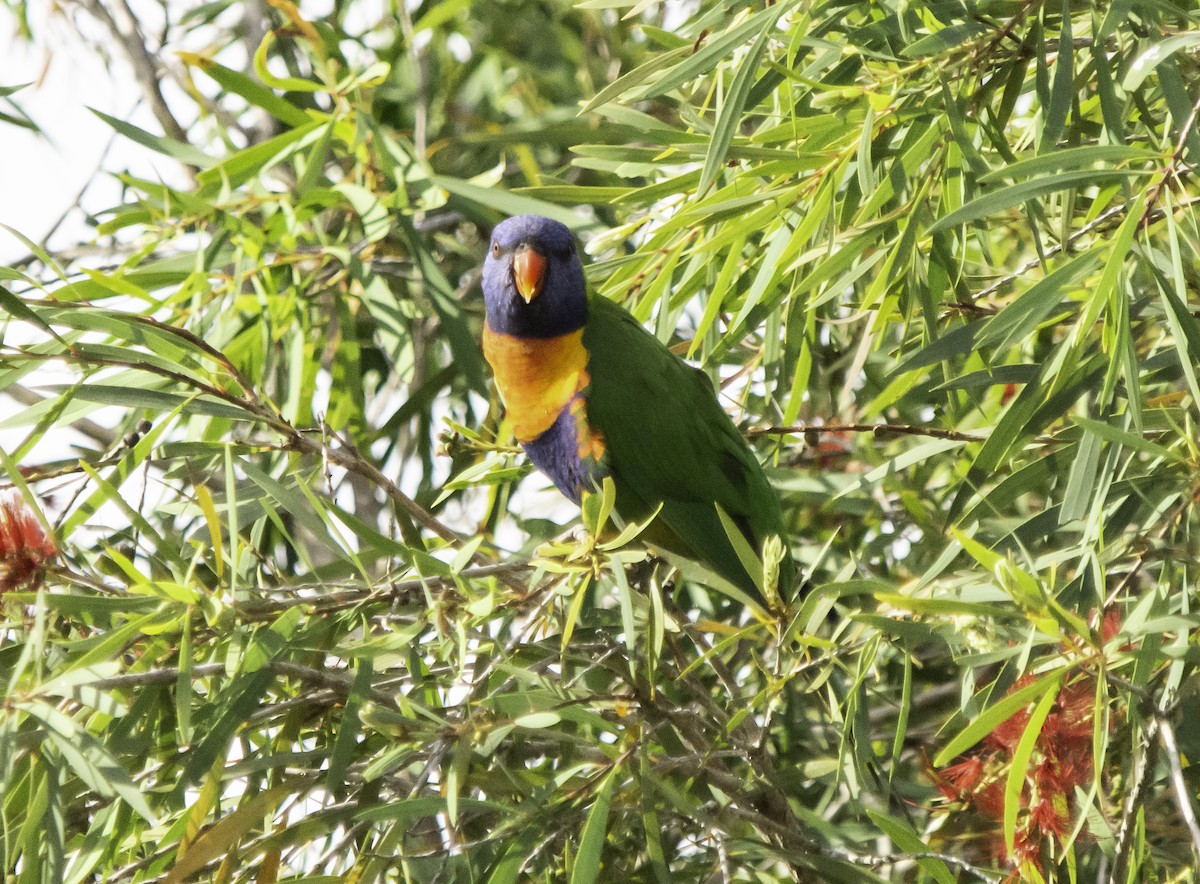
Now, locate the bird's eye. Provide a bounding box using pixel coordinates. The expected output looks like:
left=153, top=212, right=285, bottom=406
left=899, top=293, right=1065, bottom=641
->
left=491, top=242, right=500, bottom=258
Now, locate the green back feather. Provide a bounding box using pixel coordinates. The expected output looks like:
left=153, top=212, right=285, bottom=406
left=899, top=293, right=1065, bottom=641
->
left=582, top=296, right=794, bottom=600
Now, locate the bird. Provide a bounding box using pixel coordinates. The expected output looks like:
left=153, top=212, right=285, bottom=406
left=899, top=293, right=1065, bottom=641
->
left=479, top=214, right=794, bottom=606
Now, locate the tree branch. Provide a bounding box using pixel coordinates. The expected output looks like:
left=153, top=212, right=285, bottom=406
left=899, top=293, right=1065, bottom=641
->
left=1158, top=715, right=1200, bottom=865
left=71, top=0, right=190, bottom=146
left=748, top=421, right=989, bottom=443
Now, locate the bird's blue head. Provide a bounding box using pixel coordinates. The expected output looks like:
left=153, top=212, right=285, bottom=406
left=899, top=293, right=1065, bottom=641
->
left=481, top=215, right=587, bottom=338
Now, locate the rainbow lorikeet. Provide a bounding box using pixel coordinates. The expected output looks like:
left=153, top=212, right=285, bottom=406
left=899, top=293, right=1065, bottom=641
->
left=480, top=214, right=794, bottom=604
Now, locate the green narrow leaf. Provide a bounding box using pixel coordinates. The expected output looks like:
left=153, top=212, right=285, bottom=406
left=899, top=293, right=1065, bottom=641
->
left=239, top=460, right=353, bottom=564
left=89, top=108, right=215, bottom=167
left=432, top=176, right=585, bottom=228
left=43, top=754, right=64, bottom=884
left=326, top=660, right=372, bottom=798
left=487, top=837, right=533, bottom=884
left=515, top=185, right=633, bottom=203
left=570, top=772, right=616, bottom=884
left=176, top=670, right=275, bottom=792
left=836, top=438, right=969, bottom=501
left=39, top=722, right=158, bottom=824
left=1039, top=0, right=1073, bottom=152
left=730, top=221, right=792, bottom=335
left=612, top=566, right=638, bottom=664
left=1070, top=416, right=1178, bottom=461
left=933, top=672, right=1064, bottom=766
left=18, top=761, right=50, bottom=882
left=194, top=119, right=325, bottom=190
left=975, top=247, right=1103, bottom=351
left=0, top=285, right=72, bottom=349
left=715, top=503, right=764, bottom=592
left=1092, top=26, right=1127, bottom=145
left=901, top=22, right=989, bottom=57
left=639, top=752, right=672, bottom=884
left=1122, top=32, right=1200, bottom=91
left=1003, top=676, right=1063, bottom=853
left=412, top=0, right=471, bottom=32
left=1059, top=428, right=1103, bottom=524
left=184, top=56, right=310, bottom=126
left=628, top=6, right=784, bottom=102
left=947, top=369, right=1048, bottom=523
left=891, top=654, right=913, bottom=775
left=1156, top=60, right=1200, bottom=161
left=698, top=11, right=779, bottom=194
left=294, top=119, right=335, bottom=195
left=927, top=170, right=1145, bottom=233
left=561, top=575, right=591, bottom=653
left=688, top=233, right=745, bottom=357
left=940, top=80, right=989, bottom=177
left=867, top=810, right=956, bottom=884
left=1160, top=197, right=1200, bottom=408
left=1076, top=192, right=1147, bottom=336
left=252, top=30, right=322, bottom=92
left=176, top=613, right=193, bottom=747
left=579, top=46, right=690, bottom=114
left=979, top=145, right=1157, bottom=182
left=445, top=731, right=472, bottom=826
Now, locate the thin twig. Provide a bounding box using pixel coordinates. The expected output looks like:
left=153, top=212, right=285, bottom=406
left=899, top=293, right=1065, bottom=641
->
left=233, top=561, right=536, bottom=618
left=36, top=128, right=119, bottom=252
left=396, top=0, right=428, bottom=159
left=971, top=193, right=1200, bottom=306
left=1157, top=716, right=1200, bottom=864
left=82, top=660, right=397, bottom=706
left=1108, top=715, right=1159, bottom=884
left=1137, top=90, right=1200, bottom=228
left=85, top=663, right=224, bottom=689
left=827, top=847, right=1003, bottom=883
left=749, top=422, right=989, bottom=443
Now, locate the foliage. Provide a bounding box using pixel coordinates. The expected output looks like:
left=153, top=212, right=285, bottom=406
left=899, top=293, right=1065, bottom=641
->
left=2, top=0, right=1200, bottom=881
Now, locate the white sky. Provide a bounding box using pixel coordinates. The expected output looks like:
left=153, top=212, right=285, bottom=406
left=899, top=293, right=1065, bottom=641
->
left=0, top=0, right=396, bottom=265
left=2, top=6, right=164, bottom=264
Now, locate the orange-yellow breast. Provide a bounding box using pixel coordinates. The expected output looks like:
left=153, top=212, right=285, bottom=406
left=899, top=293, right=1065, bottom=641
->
left=482, top=324, right=590, bottom=443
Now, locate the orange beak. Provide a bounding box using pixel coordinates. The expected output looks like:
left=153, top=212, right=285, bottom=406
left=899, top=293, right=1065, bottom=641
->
left=512, top=245, right=547, bottom=303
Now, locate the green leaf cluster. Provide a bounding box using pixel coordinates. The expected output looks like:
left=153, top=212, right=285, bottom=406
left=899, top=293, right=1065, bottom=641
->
left=2, top=0, right=1200, bottom=881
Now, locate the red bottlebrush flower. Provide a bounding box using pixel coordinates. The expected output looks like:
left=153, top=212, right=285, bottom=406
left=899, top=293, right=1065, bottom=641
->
left=1052, top=682, right=1095, bottom=737
left=1098, top=608, right=1122, bottom=643
left=1028, top=786, right=1071, bottom=840
left=1010, top=824, right=1044, bottom=870
left=1033, top=753, right=1083, bottom=799
left=973, top=776, right=1006, bottom=818
left=1000, top=383, right=1019, bottom=406
left=936, top=755, right=985, bottom=800
left=932, top=667, right=1114, bottom=876
left=0, top=489, right=57, bottom=594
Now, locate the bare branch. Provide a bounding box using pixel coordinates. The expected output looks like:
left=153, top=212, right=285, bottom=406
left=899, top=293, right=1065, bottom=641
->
left=69, top=0, right=190, bottom=146
left=1108, top=716, right=1159, bottom=884
left=748, top=421, right=991, bottom=443
left=1158, top=716, right=1200, bottom=865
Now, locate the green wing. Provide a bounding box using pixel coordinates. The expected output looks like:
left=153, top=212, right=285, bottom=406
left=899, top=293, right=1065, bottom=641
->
left=582, top=296, right=792, bottom=599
